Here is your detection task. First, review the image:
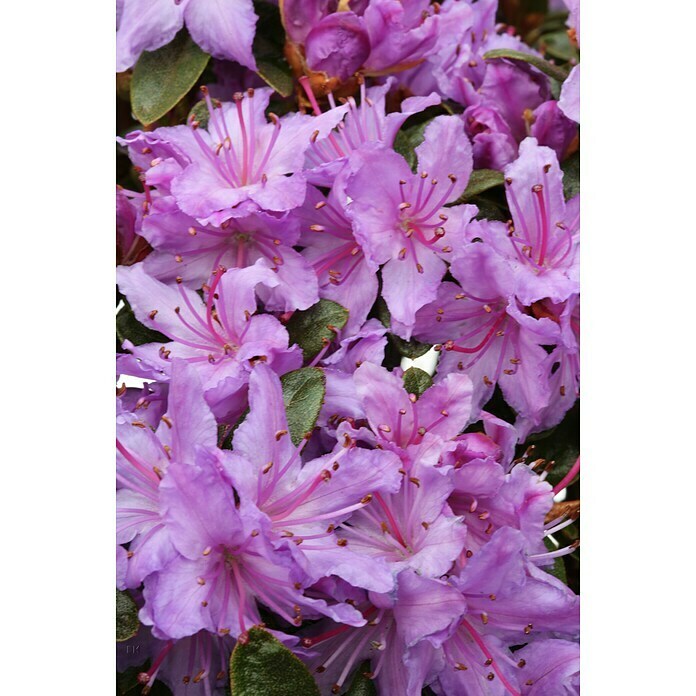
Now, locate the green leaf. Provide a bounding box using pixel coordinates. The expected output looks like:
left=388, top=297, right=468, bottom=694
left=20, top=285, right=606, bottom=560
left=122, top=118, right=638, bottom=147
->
left=117, top=299, right=169, bottom=347
left=344, top=662, right=377, bottom=695
left=188, top=99, right=210, bottom=129
left=131, top=30, right=210, bottom=126
left=253, top=1, right=294, bottom=97
left=116, top=589, right=140, bottom=642
left=403, top=367, right=432, bottom=399
left=456, top=169, right=505, bottom=203
left=483, top=48, right=569, bottom=83
left=543, top=537, right=568, bottom=585
left=229, top=626, right=320, bottom=696
left=561, top=151, right=580, bottom=201
left=287, top=299, right=349, bottom=362
left=393, top=120, right=429, bottom=171
left=281, top=368, right=326, bottom=446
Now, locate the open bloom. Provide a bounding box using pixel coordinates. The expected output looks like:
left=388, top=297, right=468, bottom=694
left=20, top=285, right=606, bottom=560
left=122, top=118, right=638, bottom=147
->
left=295, top=185, right=377, bottom=333
left=300, top=76, right=440, bottom=187
left=116, top=260, right=301, bottom=420
left=345, top=116, right=477, bottom=334
left=478, top=138, right=580, bottom=306
left=141, top=445, right=363, bottom=641
left=301, top=570, right=467, bottom=696
left=116, top=0, right=259, bottom=73
left=122, top=87, right=348, bottom=227
left=221, top=363, right=404, bottom=593
left=117, top=360, right=218, bottom=589
left=412, top=242, right=558, bottom=428
left=139, top=199, right=319, bottom=312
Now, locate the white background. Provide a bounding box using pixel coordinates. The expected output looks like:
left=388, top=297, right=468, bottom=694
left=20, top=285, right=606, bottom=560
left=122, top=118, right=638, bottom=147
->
left=1, top=0, right=694, bottom=691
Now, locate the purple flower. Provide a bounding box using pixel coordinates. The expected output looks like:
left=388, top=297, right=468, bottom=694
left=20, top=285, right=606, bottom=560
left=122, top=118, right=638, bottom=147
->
left=345, top=116, right=477, bottom=334
left=302, top=570, right=466, bottom=695
left=304, top=12, right=371, bottom=81
left=119, top=627, right=235, bottom=695
left=559, top=65, right=580, bottom=124
left=117, top=360, right=218, bottom=589
left=221, top=363, right=404, bottom=592
left=139, top=199, right=319, bottom=312
left=464, top=99, right=577, bottom=170
left=295, top=185, right=377, bottom=333
left=300, top=76, right=440, bottom=187
left=516, top=639, right=580, bottom=695
left=116, top=187, right=150, bottom=266
left=362, top=0, right=441, bottom=74
left=116, top=0, right=259, bottom=73
left=481, top=138, right=580, bottom=306
left=412, top=242, right=557, bottom=427
left=435, top=527, right=579, bottom=695
left=116, top=260, right=301, bottom=420
left=124, top=88, right=348, bottom=227
left=141, top=444, right=363, bottom=640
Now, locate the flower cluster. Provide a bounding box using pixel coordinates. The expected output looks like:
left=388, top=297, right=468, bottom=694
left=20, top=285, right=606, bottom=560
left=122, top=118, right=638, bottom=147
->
left=117, top=1, right=580, bottom=694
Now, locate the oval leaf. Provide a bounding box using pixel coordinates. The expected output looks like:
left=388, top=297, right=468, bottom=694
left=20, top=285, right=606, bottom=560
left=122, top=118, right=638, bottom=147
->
left=456, top=169, right=505, bottom=203
left=281, top=368, right=326, bottom=445
left=403, top=366, right=433, bottom=399
left=230, top=626, right=320, bottom=696
left=483, top=48, right=569, bottom=83
left=116, top=589, right=140, bottom=642
left=287, top=299, right=349, bottom=362
left=131, top=30, right=210, bottom=126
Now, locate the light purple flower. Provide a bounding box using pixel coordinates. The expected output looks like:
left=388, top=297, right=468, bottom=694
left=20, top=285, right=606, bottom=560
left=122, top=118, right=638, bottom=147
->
left=117, top=360, right=218, bottom=589
left=124, top=87, right=348, bottom=227
left=435, top=527, right=579, bottom=695
left=295, top=185, right=377, bottom=333
left=558, top=65, right=580, bottom=124
left=302, top=570, right=466, bottom=695
left=412, top=242, right=557, bottom=427
left=141, top=444, right=363, bottom=640
left=517, top=639, right=580, bottom=695
left=300, top=76, right=440, bottom=187
left=480, top=138, right=580, bottom=305
left=139, top=199, right=319, bottom=312
left=305, top=11, right=371, bottom=81
left=362, top=0, right=441, bottom=74
left=221, top=363, right=403, bottom=592
left=116, top=260, right=302, bottom=420
left=345, top=116, right=477, bottom=334
left=116, top=0, right=259, bottom=73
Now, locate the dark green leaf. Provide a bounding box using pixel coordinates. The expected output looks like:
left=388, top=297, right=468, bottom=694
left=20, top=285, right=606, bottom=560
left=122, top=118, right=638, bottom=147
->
left=393, top=120, right=429, bottom=171
left=344, top=662, right=377, bottom=695
left=131, top=30, right=210, bottom=125
left=403, top=367, right=432, bottom=399
left=561, top=151, right=580, bottom=201
left=483, top=48, right=569, bottom=83
left=188, top=99, right=210, bottom=129
left=456, top=169, right=505, bottom=203
left=116, top=589, right=139, bottom=642
left=117, top=299, right=169, bottom=347
left=281, top=368, right=326, bottom=445
left=229, top=626, right=320, bottom=696
left=252, top=1, right=294, bottom=97
left=256, top=58, right=294, bottom=98
left=287, top=299, right=349, bottom=362
left=543, top=537, right=568, bottom=585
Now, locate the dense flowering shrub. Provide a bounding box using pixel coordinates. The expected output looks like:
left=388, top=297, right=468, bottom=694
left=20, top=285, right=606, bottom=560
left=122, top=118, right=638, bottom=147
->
left=117, top=1, right=580, bottom=693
